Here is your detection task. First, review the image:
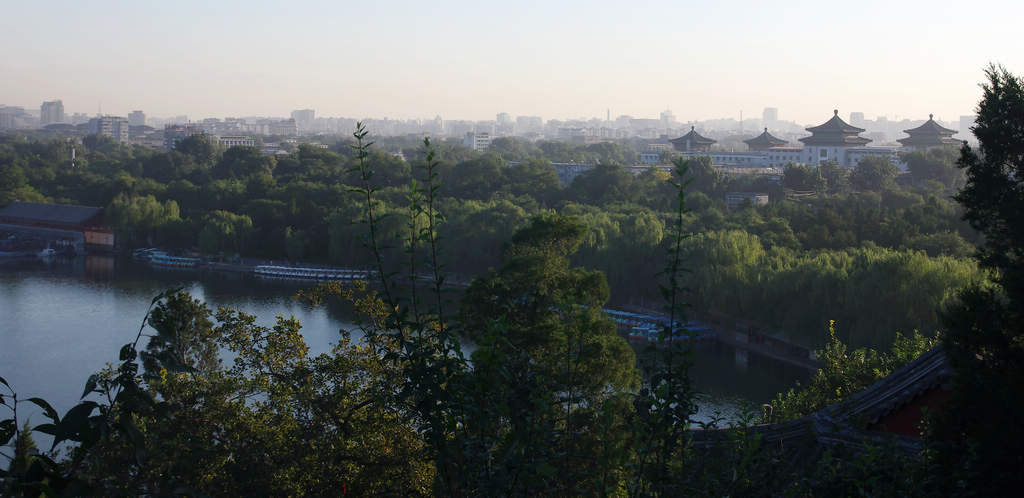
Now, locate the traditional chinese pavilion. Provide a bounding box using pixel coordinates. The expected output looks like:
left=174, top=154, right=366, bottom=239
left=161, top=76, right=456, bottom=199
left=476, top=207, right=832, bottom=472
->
left=897, top=114, right=960, bottom=151
left=798, top=110, right=872, bottom=165
left=670, top=126, right=716, bottom=152
left=744, top=128, right=788, bottom=151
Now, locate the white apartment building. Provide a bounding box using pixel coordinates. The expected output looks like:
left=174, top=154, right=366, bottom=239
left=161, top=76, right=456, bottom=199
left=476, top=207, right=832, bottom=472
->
left=463, top=132, right=491, bottom=151
left=40, top=100, right=64, bottom=125
left=217, top=136, right=256, bottom=148
left=128, top=110, right=146, bottom=127
left=88, top=116, right=130, bottom=143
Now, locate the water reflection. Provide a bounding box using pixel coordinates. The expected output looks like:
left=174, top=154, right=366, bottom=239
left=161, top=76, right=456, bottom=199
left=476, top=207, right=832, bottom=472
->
left=0, top=257, right=809, bottom=425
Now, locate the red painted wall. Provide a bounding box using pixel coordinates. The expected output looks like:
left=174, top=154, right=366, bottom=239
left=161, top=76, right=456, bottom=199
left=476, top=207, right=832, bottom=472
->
left=869, top=388, right=951, bottom=436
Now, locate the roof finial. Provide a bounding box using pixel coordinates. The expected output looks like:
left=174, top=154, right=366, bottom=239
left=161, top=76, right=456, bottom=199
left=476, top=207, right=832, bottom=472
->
left=764, top=127, right=768, bottom=132
left=691, top=125, right=695, bottom=131
left=929, top=113, right=934, bottom=120
left=833, top=109, right=838, bottom=116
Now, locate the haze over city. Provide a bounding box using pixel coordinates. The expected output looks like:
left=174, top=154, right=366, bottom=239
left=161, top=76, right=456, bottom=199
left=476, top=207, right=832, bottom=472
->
left=3, top=0, right=1022, bottom=123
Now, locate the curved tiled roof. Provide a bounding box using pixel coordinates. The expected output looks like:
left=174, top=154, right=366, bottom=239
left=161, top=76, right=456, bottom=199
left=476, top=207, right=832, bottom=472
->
left=744, top=128, right=788, bottom=149
left=690, top=346, right=951, bottom=458
left=818, top=346, right=951, bottom=427
left=0, top=201, right=103, bottom=225
left=799, top=110, right=871, bottom=146
left=903, top=114, right=956, bottom=135
left=898, top=114, right=961, bottom=147
left=799, top=134, right=872, bottom=146
left=805, top=110, right=865, bottom=134
left=670, top=126, right=716, bottom=145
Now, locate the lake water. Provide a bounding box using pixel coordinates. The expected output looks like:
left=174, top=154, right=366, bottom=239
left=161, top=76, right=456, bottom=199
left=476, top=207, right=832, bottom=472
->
left=0, top=256, right=808, bottom=425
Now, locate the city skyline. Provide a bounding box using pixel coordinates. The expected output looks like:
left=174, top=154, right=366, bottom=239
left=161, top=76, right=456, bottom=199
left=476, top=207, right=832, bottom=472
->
left=0, top=101, right=972, bottom=131
left=3, top=1, right=1021, bottom=123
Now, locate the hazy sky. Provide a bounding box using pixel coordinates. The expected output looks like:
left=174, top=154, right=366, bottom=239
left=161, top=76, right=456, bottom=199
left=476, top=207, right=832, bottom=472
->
left=2, top=0, right=1021, bottom=124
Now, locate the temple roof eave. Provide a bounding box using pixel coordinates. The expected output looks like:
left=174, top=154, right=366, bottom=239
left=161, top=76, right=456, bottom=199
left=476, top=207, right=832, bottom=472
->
left=897, top=136, right=961, bottom=146
left=798, top=135, right=872, bottom=146
left=805, top=111, right=866, bottom=134
left=744, top=128, right=788, bottom=148
left=670, top=126, right=716, bottom=145
left=902, top=115, right=957, bottom=136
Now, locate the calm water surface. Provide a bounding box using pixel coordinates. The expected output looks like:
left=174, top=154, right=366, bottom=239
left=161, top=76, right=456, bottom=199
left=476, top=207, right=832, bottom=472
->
left=0, top=256, right=808, bottom=424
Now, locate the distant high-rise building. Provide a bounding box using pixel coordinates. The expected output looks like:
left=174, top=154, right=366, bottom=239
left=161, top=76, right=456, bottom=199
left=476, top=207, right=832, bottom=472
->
left=660, top=109, right=677, bottom=126
left=0, top=107, right=22, bottom=129
left=762, top=107, right=778, bottom=127
left=269, top=118, right=298, bottom=136
left=290, top=109, right=315, bottom=132
left=463, top=132, right=491, bottom=151
left=516, top=116, right=543, bottom=134
left=163, top=124, right=202, bottom=150
left=216, top=135, right=256, bottom=148
left=88, top=116, right=130, bottom=142
left=40, top=100, right=64, bottom=125
left=849, top=112, right=865, bottom=127
left=128, top=110, right=146, bottom=127
left=959, top=115, right=977, bottom=142
left=869, top=115, right=889, bottom=142
left=496, top=112, right=512, bottom=125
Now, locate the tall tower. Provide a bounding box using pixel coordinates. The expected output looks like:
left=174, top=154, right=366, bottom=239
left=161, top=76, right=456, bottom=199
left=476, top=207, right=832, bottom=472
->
left=40, top=100, right=64, bottom=125
left=762, top=107, right=778, bottom=128
left=128, top=110, right=146, bottom=127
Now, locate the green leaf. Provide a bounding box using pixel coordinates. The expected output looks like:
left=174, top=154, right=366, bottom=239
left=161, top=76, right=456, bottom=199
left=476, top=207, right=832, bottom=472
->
left=0, top=418, right=15, bottom=445
left=81, top=374, right=100, bottom=399
left=52, top=401, right=98, bottom=448
left=32, top=422, right=56, bottom=435
left=27, top=397, right=60, bottom=424
left=120, top=343, right=136, bottom=361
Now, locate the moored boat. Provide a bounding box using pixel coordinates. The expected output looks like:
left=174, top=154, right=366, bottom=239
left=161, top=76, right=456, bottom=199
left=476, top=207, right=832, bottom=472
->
left=132, top=247, right=161, bottom=261
left=627, top=323, right=717, bottom=344
left=253, top=265, right=374, bottom=281
left=149, top=252, right=200, bottom=269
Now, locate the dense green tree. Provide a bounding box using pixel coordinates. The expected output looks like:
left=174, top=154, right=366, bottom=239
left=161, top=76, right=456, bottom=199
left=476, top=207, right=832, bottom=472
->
left=938, top=65, right=1024, bottom=494
left=502, top=158, right=559, bottom=203
left=142, top=290, right=219, bottom=376
left=460, top=214, right=638, bottom=394
left=569, top=163, right=634, bottom=204
left=487, top=136, right=542, bottom=161
left=0, top=163, right=45, bottom=204
left=198, top=210, right=253, bottom=255
left=818, top=160, right=851, bottom=194
left=904, top=146, right=963, bottom=188
left=850, top=156, right=899, bottom=191
left=783, top=163, right=825, bottom=193
left=284, top=226, right=307, bottom=260
left=106, top=193, right=182, bottom=246
left=684, top=155, right=724, bottom=194
left=446, top=153, right=505, bottom=199
left=213, top=146, right=276, bottom=179
left=174, top=134, right=219, bottom=164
